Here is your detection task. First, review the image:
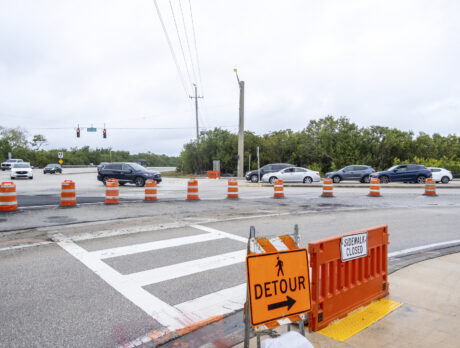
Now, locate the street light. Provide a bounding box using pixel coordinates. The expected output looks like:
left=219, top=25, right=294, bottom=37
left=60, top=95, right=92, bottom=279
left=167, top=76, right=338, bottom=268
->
left=234, top=68, right=245, bottom=178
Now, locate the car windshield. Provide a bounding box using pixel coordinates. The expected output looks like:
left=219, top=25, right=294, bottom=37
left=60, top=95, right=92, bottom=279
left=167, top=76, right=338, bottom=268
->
left=13, top=163, right=30, bottom=168
left=45, top=164, right=56, bottom=168
left=387, top=165, right=398, bottom=171
left=128, top=163, right=147, bottom=171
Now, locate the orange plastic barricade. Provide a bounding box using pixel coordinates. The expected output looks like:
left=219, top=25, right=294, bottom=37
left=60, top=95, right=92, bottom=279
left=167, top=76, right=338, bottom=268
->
left=273, top=179, right=284, bottom=198
left=368, top=177, right=381, bottom=197
left=145, top=179, right=157, bottom=201
left=105, top=179, right=119, bottom=204
left=0, top=182, right=18, bottom=212
left=60, top=180, right=76, bottom=207
left=227, top=179, right=239, bottom=199
left=424, top=178, right=437, bottom=196
left=187, top=178, right=199, bottom=200
left=207, top=171, right=221, bottom=179
left=307, top=225, right=389, bottom=331
left=321, top=177, right=334, bottom=197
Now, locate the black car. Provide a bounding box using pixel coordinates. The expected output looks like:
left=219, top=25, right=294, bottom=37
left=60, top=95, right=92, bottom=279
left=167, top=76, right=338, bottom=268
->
left=325, top=165, right=375, bottom=183
left=97, top=162, right=162, bottom=187
left=43, top=163, right=62, bottom=174
left=245, top=163, right=293, bottom=183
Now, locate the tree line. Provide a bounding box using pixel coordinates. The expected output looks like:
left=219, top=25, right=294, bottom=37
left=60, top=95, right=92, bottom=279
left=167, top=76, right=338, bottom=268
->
left=0, top=126, right=178, bottom=167
left=178, top=116, right=460, bottom=174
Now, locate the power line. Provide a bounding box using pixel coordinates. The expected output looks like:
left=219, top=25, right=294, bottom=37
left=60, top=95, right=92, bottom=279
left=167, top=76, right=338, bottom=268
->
left=188, top=0, right=204, bottom=93
left=178, top=0, right=197, bottom=83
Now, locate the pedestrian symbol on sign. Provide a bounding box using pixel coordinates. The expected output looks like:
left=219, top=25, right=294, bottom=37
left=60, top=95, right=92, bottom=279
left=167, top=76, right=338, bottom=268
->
left=58, top=152, right=63, bottom=159
left=276, top=255, right=284, bottom=276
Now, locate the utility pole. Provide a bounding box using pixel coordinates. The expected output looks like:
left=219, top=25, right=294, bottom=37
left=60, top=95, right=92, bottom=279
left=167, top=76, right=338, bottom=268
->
left=234, top=69, right=245, bottom=178
left=189, top=84, right=203, bottom=142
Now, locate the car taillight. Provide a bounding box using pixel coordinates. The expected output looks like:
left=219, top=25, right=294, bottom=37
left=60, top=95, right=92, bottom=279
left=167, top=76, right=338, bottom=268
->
left=428, top=169, right=431, bottom=172
left=372, top=169, right=375, bottom=172
left=316, top=172, right=320, bottom=176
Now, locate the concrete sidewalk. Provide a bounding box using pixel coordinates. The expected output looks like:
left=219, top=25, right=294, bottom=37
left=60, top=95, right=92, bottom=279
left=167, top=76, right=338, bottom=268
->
left=235, top=252, right=460, bottom=348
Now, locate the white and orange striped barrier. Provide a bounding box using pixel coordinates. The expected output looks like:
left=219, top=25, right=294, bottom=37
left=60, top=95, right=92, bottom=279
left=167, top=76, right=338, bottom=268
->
left=368, top=177, right=381, bottom=197
left=227, top=179, right=239, bottom=199
left=321, top=177, right=334, bottom=197
left=187, top=178, right=199, bottom=200
left=424, top=178, right=437, bottom=196
left=105, top=178, right=119, bottom=204
left=0, top=182, right=17, bottom=212
left=60, top=180, right=76, bottom=207
left=273, top=179, right=284, bottom=199
left=145, top=179, right=157, bottom=201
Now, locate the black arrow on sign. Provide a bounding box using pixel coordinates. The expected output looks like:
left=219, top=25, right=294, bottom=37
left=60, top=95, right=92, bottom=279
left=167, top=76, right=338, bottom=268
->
left=267, top=296, right=296, bottom=311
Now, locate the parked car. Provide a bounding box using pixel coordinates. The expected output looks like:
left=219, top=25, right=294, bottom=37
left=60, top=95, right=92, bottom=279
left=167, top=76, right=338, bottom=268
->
left=97, top=162, right=162, bottom=187
left=97, top=162, right=109, bottom=173
left=43, top=163, right=62, bottom=174
left=245, top=163, right=293, bottom=183
left=325, top=165, right=375, bottom=183
left=1, top=158, right=23, bottom=171
left=10, top=162, right=33, bottom=179
left=262, top=167, right=321, bottom=184
left=371, top=164, right=432, bottom=183
left=428, top=167, right=453, bottom=184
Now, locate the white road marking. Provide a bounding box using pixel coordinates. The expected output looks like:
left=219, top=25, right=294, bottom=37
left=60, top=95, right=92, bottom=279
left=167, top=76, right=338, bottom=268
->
left=90, top=232, right=225, bottom=259
left=389, top=240, right=460, bottom=258
left=190, top=225, right=248, bottom=243
left=0, top=241, right=52, bottom=252
left=127, top=250, right=246, bottom=287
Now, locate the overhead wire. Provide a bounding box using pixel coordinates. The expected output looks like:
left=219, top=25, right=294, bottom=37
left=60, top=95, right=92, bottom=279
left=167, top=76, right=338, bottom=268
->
left=178, top=0, right=197, bottom=83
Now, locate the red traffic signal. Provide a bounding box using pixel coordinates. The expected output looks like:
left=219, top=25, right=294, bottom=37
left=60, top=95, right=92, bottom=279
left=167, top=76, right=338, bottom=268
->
left=76, top=128, right=80, bottom=138
left=103, top=128, right=107, bottom=138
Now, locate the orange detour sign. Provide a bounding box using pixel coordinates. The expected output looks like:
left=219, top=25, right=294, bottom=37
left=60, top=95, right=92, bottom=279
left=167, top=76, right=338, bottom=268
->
left=246, top=249, right=311, bottom=327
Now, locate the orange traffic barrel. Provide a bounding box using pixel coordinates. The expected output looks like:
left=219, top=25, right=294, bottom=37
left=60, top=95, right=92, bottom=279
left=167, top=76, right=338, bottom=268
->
left=273, top=179, right=284, bottom=199
left=187, top=178, right=199, bottom=200
left=145, top=179, right=157, bottom=201
left=227, top=179, right=239, bottom=199
left=321, top=177, right=334, bottom=197
left=0, top=182, right=18, bottom=212
left=60, top=180, right=76, bottom=207
left=105, top=178, right=119, bottom=204
left=368, top=177, right=381, bottom=197
left=424, top=178, right=437, bottom=196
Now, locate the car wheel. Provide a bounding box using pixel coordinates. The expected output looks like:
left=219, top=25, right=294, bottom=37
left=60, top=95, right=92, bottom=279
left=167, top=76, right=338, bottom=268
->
left=29, top=177, right=33, bottom=180
left=362, top=175, right=370, bottom=183
left=269, top=176, right=277, bottom=185
left=135, top=177, right=145, bottom=187
left=119, top=182, right=126, bottom=186
left=102, top=176, right=109, bottom=185
left=332, top=176, right=341, bottom=183
left=380, top=175, right=390, bottom=184
left=416, top=175, right=426, bottom=184
left=441, top=176, right=449, bottom=184
left=303, top=176, right=313, bottom=184
left=250, top=175, right=259, bottom=183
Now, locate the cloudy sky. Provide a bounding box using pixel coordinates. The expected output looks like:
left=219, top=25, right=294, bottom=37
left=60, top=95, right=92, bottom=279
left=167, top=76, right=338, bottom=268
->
left=1, top=0, right=459, bottom=155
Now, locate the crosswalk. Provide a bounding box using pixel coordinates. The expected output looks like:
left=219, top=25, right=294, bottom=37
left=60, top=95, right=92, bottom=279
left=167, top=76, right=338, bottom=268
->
left=56, top=224, right=249, bottom=345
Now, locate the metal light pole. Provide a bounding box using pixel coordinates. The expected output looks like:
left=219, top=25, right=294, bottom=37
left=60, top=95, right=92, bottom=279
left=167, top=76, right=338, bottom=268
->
left=234, top=69, right=245, bottom=178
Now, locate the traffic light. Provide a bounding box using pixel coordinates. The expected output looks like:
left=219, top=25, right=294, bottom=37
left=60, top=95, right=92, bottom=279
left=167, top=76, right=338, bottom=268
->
left=103, top=128, right=107, bottom=138
left=76, top=127, right=80, bottom=138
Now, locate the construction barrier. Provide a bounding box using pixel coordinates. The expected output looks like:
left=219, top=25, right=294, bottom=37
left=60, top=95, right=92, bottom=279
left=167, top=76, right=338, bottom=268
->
left=105, top=178, right=119, bottom=204
left=424, top=178, right=437, bottom=196
left=227, top=179, right=239, bottom=199
left=207, top=170, right=221, bottom=179
left=145, top=179, right=158, bottom=201
left=0, top=182, right=17, bottom=212
left=187, top=178, right=199, bottom=200
left=60, top=180, right=76, bottom=207
left=368, top=177, right=381, bottom=197
left=307, top=225, right=389, bottom=331
left=273, top=179, right=284, bottom=199
left=321, top=177, right=334, bottom=197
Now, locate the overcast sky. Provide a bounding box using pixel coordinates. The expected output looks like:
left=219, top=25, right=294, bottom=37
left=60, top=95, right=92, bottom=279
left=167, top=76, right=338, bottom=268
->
left=1, top=0, right=459, bottom=156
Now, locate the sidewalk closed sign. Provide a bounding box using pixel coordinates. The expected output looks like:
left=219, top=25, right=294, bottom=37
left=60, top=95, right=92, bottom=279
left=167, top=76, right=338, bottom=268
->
left=340, top=232, right=368, bottom=262
left=246, top=249, right=311, bottom=327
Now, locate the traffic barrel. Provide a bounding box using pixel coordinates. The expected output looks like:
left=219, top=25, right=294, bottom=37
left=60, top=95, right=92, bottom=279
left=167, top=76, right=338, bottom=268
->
left=145, top=179, right=157, bottom=201
left=273, top=179, right=284, bottom=199
left=227, top=179, right=239, bottom=199
left=424, top=178, right=437, bottom=196
left=105, top=178, right=119, bottom=204
left=60, top=180, right=76, bottom=207
left=368, top=177, right=381, bottom=197
left=321, top=177, right=334, bottom=197
left=0, top=182, right=18, bottom=212
left=187, top=178, right=199, bottom=200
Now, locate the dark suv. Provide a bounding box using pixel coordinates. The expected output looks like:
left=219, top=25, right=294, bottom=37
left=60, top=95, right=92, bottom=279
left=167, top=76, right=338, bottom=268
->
left=245, top=163, right=293, bottom=183
left=371, top=164, right=432, bottom=184
left=326, top=165, right=375, bottom=183
left=43, top=163, right=62, bottom=174
left=97, top=162, right=162, bottom=187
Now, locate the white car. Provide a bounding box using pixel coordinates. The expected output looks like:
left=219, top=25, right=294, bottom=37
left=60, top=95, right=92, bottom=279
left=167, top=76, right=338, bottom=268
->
left=262, top=166, right=321, bottom=184
left=1, top=158, right=23, bottom=171
left=10, top=162, right=33, bottom=180
left=428, top=167, right=453, bottom=184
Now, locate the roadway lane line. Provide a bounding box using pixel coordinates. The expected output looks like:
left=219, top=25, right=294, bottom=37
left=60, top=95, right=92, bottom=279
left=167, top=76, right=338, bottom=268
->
left=0, top=241, right=52, bottom=252
left=126, top=250, right=247, bottom=287
left=90, top=232, right=225, bottom=259
left=389, top=240, right=460, bottom=258
left=190, top=225, right=248, bottom=243
left=56, top=236, right=194, bottom=331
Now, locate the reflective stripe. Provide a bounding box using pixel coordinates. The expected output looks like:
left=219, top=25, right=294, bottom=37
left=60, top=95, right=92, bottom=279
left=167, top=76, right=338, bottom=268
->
left=106, top=196, right=119, bottom=199
left=0, top=201, right=17, bottom=205
left=61, top=189, right=75, bottom=193
left=370, top=189, right=380, bottom=192
left=187, top=185, right=198, bottom=189
left=0, top=192, right=16, bottom=196
left=60, top=197, right=76, bottom=201
left=145, top=194, right=157, bottom=197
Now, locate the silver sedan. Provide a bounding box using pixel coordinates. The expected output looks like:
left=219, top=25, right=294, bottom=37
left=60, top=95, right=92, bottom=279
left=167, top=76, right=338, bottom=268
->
left=262, top=167, right=321, bottom=184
